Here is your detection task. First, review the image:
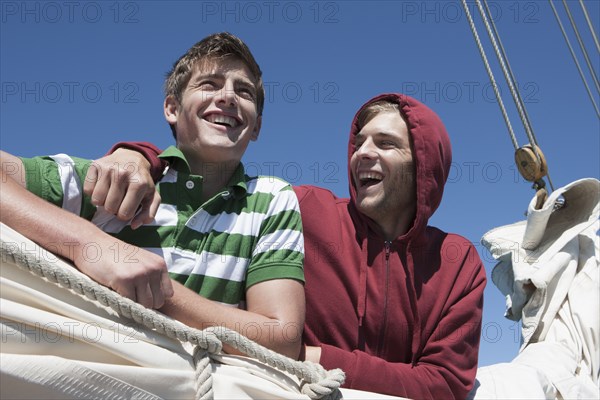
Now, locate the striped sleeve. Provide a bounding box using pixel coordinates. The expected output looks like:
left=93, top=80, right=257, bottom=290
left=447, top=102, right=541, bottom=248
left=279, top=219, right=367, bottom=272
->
left=20, top=154, right=96, bottom=220
left=246, top=177, right=304, bottom=288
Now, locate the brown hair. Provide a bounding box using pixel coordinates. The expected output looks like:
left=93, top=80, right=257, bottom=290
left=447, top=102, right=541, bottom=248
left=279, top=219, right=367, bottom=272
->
left=164, top=32, right=265, bottom=116
left=356, top=100, right=400, bottom=130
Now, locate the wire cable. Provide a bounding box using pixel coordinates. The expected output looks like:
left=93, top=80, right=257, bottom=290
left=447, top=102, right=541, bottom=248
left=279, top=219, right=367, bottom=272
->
left=482, top=0, right=538, bottom=147
left=481, top=0, right=556, bottom=191
left=475, top=0, right=556, bottom=190
left=460, top=0, right=519, bottom=150
left=475, top=0, right=540, bottom=150
left=579, top=0, right=600, bottom=53
left=562, top=0, right=600, bottom=94
left=548, top=0, right=600, bottom=118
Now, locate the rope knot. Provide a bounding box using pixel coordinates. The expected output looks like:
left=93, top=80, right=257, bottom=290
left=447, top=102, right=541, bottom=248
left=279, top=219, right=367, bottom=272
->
left=192, top=327, right=223, bottom=354
left=300, top=363, right=345, bottom=400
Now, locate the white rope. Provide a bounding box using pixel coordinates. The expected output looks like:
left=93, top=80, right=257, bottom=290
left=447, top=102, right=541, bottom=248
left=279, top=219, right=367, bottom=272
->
left=193, top=348, right=214, bottom=400
left=0, top=238, right=345, bottom=400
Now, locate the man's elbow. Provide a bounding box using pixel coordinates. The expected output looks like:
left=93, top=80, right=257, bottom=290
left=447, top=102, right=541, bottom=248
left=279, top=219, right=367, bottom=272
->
left=276, top=329, right=303, bottom=360
left=267, top=317, right=303, bottom=360
left=0, top=150, right=26, bottom=188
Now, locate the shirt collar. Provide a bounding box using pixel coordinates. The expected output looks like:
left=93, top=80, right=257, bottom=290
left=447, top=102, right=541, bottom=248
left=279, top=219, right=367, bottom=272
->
left=159, top=145, right=248, bottom=198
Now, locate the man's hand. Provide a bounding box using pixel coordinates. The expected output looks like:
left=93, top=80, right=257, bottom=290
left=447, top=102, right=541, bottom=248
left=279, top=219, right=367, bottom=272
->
left=73, top=238, right=174, bottom=309
left=84, top=148, right=160, bottom=229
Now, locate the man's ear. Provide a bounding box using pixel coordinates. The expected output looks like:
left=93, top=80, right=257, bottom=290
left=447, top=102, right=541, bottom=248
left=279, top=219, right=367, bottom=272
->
left=251, top=115, right=262, bottom=141
left=164, top=95, right=179, bottom=124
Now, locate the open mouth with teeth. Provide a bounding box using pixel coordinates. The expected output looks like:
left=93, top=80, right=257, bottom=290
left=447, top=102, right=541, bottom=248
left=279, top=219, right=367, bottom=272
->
left=204, top=113, right=241, bottom=128
left=357, top=172, right=384, bottom=188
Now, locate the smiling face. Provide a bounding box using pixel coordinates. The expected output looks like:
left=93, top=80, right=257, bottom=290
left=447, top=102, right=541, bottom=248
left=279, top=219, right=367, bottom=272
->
left=350, top=110, right=416, bottom=237
left=164, top=56, right=261, bottom=171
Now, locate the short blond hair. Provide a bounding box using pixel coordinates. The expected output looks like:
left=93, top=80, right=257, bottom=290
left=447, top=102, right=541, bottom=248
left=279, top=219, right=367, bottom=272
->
left=356, top=100, right=400, bottom=130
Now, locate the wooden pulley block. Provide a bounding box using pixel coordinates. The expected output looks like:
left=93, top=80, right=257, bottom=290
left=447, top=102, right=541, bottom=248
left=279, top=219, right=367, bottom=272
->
left=514, top=145, right=548, bottom=182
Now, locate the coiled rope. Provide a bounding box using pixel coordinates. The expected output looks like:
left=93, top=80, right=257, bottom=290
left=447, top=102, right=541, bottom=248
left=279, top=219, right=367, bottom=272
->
left=0, top=237, right=345, bottom=400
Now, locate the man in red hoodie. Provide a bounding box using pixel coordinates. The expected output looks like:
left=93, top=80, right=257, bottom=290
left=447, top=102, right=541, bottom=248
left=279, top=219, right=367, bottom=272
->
left=94, top=92, right=487, bottom=399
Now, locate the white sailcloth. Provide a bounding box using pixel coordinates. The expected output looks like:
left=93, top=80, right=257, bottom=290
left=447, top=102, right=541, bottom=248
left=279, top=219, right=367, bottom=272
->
left=470, top=178, right=600, bottom=399
left=0, top=223, right=402, bottom=400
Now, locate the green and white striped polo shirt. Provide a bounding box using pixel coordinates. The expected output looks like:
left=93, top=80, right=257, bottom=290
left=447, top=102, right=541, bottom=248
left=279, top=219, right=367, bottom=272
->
left=21, top=146, right=304, bottom=307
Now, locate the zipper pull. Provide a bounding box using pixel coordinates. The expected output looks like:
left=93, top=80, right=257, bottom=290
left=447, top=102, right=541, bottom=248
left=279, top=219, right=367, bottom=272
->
left=384, top=241, right=391, bottom=260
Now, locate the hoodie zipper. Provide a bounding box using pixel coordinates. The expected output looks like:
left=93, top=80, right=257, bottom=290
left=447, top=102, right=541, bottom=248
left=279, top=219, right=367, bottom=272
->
left=377, top=240, right=392, bottom=356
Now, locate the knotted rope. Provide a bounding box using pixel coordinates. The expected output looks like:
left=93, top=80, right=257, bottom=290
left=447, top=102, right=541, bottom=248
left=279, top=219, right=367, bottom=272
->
left=1, top=237, right=344, bottom=400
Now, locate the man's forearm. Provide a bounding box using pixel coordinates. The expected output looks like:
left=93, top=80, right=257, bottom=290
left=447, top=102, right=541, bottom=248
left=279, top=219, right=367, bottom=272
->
left=161, top=280, right=304, bottom=359
left=0, top=153, right=173, bottom=308
left=1, top=164, right=99, bottom=263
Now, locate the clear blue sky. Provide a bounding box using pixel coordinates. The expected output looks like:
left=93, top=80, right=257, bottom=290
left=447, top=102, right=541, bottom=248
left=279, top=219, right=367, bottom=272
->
left=2, top=1, right=599, bottom=368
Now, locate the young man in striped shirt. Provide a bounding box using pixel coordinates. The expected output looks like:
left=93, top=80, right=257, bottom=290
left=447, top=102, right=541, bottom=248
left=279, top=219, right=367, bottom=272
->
left=0, top=32, right=305, bottom=359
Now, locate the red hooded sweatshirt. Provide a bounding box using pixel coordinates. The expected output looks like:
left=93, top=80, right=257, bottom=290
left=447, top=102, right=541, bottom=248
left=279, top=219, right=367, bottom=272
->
left=113, top=93, right=486, bottom=399
left=294, top=93, right=486, bottom=399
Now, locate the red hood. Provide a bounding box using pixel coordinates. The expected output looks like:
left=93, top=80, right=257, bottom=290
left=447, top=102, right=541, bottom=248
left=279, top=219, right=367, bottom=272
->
left=347, top=93, right=452, bottom=243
